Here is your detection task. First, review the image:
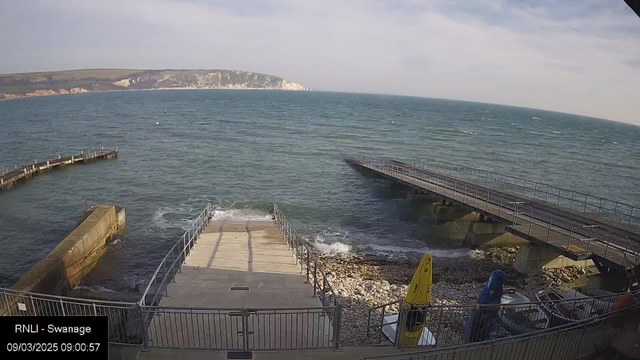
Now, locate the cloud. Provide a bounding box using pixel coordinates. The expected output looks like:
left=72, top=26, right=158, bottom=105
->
left=0, top=0, right=639, bottom=124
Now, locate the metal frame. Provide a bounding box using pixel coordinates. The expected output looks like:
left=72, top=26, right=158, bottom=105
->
left=273, top=204, right=340, bottom=309
left=1, top=287, right=143, bottom=346
left=366, top=290, right=637, bottom=349
left=363, top=301, right=640, bottom=360
left=142, top=305, right=341, bottom=351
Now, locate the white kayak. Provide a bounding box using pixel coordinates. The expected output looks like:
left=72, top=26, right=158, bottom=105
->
left=381, top=314, right=436, bottom=346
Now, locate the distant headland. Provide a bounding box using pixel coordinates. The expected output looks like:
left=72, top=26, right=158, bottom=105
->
left=0, top=69, right=309, bottom=100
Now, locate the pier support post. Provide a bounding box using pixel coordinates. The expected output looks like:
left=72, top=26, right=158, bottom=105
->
left=513, top=244, right=594, bottom=275
left=463, top=221, right=529, bottom=248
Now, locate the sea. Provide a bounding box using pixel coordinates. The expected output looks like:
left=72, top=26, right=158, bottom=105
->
left=1, top=90, right=639, bottom=295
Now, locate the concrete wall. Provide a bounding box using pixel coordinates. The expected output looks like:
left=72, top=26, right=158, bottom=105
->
left=464, top=221, right=529, bottom=248
left=11, top=204, right=125, bottom=295
left=513, top=244, right=594, bottom=275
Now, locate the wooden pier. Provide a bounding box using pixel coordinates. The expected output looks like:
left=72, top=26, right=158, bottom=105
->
left=1, top=147, right=118, bottom=191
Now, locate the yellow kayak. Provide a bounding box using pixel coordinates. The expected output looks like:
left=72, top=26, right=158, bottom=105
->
left=402, top=253, right=432, bottom=345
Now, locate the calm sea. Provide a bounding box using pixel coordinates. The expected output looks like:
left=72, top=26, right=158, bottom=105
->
left=1, top=90, right=639, bottom=293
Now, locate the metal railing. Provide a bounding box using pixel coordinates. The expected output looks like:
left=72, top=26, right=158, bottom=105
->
left=366, top=291, right=632, bottom=349
left=348, top=155, right=640, bottom=267
left=0, top=286, right=342, bottom=351
left=1, top=204, right=345, bottom=351
left=363, top=301, right=640, bottom=360
left=273, top=203, right=340, bottom=308
left=140, top=203, right=213, bottom=306
left=143, top=305, right=341, bottom=351
left=1, top=287, right=143, bottom=345
left=408, top=156, right=640, bottom=228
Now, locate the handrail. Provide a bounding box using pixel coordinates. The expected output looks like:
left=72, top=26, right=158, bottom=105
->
left=1, top=286, right=137, bottom=306
left=408, top=155, right=640, bottom=227
left=139, top=203, right=213, bottom=306
left=272, top=203, right=339, bottom=308
left=366, top=290, right=637, bottom=343
left=364, top=301, right=640, bottom=359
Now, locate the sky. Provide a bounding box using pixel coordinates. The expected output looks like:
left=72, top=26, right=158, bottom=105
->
left=1, top=0, right=640, bottom=124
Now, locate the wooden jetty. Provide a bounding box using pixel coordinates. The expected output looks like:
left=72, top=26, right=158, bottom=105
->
left=1, top=147, right=118, bottom=191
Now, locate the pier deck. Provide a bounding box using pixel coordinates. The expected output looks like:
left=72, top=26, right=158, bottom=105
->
left=346, top=155, right=640, bottom=272
left=1, top=147, right=118, bottom=190
left=161, top=220, right=321, bottom=308
left=146, top=218, right=333, bottom=351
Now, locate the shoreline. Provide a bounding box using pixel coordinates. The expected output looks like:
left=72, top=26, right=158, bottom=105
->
left=0, top=86, right=311, bottom=102
left=316, top=247, right=595, bottom=346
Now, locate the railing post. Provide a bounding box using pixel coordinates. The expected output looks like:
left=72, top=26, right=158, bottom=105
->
left=333, top=304, right=342, bottom=351
left=306, top=248, right=310, bottom=283
left=547, top=218, right=552, bottom=243
left=395, top=300, right=405, bottom=349
left=322, top=277, right=327, bottom=305
left=583, top=195, right=588, bottom=213
left=568, top=225, right=574, bottom=249
left=605, top=232, right=612, bottom=257
left=313, top=259, right=317, bottom=297
left=163, top=261, right=169, bottom=297
left=137, top=304, right=150, bottom=351
left=242, top=308, right=249, bottom=352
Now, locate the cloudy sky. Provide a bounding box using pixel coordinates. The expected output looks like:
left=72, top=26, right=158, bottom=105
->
left=1, top=0, right=640, bottom=124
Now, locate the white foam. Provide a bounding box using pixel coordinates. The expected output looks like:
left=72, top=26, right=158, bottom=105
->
left=74, top=285, right=116, bottom=293
left=211, top=208, right=271, bottom=221
left=312, top=235, right=352, bottom=253
left=152, top=206, right=195, bottom=230
left=364, top=244, right=472, bottom=258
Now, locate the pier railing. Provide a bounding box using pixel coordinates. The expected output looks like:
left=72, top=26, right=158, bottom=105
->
left=0, top=286, right=343, bottom=351
left=273, top=203, right=339, bottom=309
left=142, top=304, right=341, bottom=351
left=139, top=203, right=213, bottom=306
left=363, top=301, right=640, bottom=360
left=408, top=156, right=640, bottom=228
left=1, top=145, right=118, bottom=191
left=347, top=155, right=640, bottom=268
left=0, top=287, right=143, bottom=345
left=366, top=290, right=633, bottom=349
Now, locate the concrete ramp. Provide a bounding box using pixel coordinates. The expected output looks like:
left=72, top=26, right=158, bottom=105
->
left=159, top=220, right=321, bottom=308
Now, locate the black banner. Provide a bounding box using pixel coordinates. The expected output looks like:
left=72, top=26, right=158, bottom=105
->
left=0, top=316, right=108, bottom=360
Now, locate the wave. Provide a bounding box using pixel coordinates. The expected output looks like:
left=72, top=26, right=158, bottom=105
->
left=211, top=208, right=271, bottom=221
left=310, top=235, right=471, bottom=258
left=152, top=206, right=196, bottom=231
left=363, top=244, right=472, bottom=258
left=311, top=235, right=352, bottom=253
left=73, top=285, right=116, bottom=293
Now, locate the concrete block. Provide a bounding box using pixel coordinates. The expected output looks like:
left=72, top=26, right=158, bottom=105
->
left=11, top=204, right=126, bottom=295
left=513, top=244, right=594, bottom=275
left=464, top=221, right=529, bottom=248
